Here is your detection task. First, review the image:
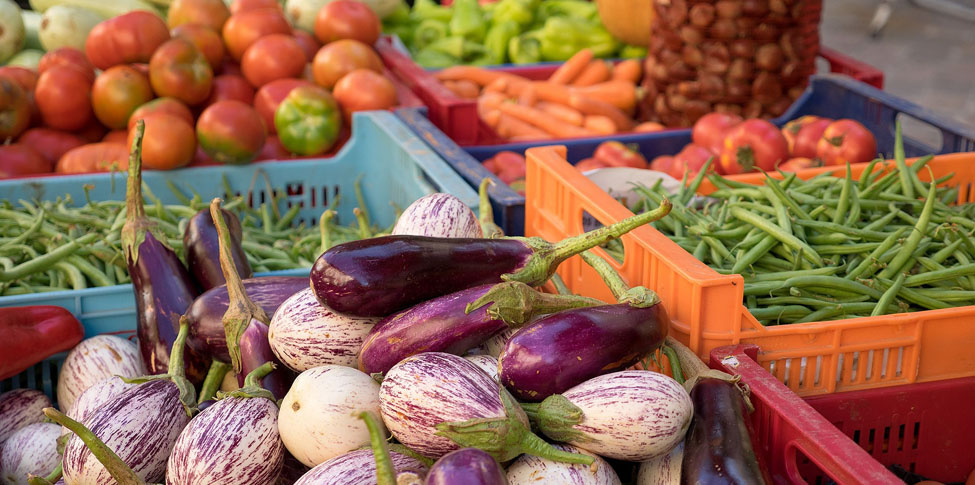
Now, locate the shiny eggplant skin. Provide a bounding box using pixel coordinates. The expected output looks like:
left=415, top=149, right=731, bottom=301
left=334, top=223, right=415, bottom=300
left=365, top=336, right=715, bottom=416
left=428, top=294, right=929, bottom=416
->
left=186, top=276, right=307, bottom=362
left=498, top=303, right=668, bottom=402
left=184, top=208, right=252, bottom=291
left=310, top=236, right=532, bottom=317
left=680, top=378, right=769, bottom=485
left=425, top=448, right=507, bottom=485
left=238, top=319, right=296, bottom=400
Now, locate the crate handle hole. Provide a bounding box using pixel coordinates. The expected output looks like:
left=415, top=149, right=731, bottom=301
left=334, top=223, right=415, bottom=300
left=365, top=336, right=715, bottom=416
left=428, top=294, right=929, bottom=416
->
left=894, top=112, right=944, bottom=153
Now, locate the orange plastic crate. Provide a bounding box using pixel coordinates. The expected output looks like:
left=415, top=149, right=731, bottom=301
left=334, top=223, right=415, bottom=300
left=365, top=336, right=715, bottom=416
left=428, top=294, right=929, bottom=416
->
left=525, top=147, right=975, bottom=397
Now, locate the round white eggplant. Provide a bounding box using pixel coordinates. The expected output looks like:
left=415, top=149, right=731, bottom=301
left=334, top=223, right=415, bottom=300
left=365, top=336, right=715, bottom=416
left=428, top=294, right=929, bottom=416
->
left=167, top=397, right=283, bottom=485
left=0, top=389, right=51, bottom=443
left=636, top=442, right=683, bottom=485
left=269, top=288, right=379, bottom=371
left=1, top=422, right=61, bottom=485
left=483, top=329, right=516, bottom=358
left=391, top=193, right=482, bottom=238
left=293, top=449, right=428, bottom=485
left=506, top=444, right=619, bottom=485
left=63, top=376, right=136, bottom=436
left=56, top=335, right=146, bottom=413
left=463, top=355, right=499, bottom=383
left=278, top=365, right=384, bottom=468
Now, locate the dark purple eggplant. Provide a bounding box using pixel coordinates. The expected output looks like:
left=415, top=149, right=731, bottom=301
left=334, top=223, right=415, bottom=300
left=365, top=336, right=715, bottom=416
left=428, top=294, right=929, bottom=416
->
left=311, top=200, right=672, bottom=317
left=238, top=320, right=294, bottom=398
left=424, top=448, right=506, bottom=485
left=122, top=121, right=208, bottom=385
left=184, top=207, right=252, bottom=291
left=358, top=282, right=604, bottom=376
left=187, top=276, right=307, bottom=362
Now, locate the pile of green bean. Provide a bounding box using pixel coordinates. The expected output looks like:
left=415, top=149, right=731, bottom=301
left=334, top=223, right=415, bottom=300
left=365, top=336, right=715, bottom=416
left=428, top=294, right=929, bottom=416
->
left=630, top=151, right=975, bottom=326
left=0, top=180, right=394, bottom=296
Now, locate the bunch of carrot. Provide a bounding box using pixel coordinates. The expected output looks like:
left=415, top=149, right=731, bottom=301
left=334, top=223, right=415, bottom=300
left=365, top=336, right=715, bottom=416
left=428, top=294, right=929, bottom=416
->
left=435, top=49, right=665, bottom=141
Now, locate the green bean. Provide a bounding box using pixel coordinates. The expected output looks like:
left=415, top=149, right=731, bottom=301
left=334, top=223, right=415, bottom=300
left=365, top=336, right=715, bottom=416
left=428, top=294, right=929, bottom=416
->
left=240, top=241, right=293, bottom=261
left=0, top=233, right=98, bottom=282
left=67, top=255, right=112, bottom=287
left=796, top=302, right=885, bottom=323
left=813, top=242, right=882, bottom=255
left=807, top=233, right=853, bottom=245
left=743, top=280, right=787, bottom=296
left=902, top=263, right=975, bottom=287
left=793, top=220, right=891, bottom=241
left=778, top=275, right=885, bottom=300
left=730, top=207, right=823, bottom=266
left=681, top=159, right=713, bottom=205
left=747, top=305, right=812, bottom=323
left=861, top=210, right=899, bottom=232
left=871, top=273, right=906, bottom=316
left=744, top=266, right=843, bottom=283
left=845, top=186, right=862, bottom=226
left=910, top=288, right=975, bottom=302
left=858, top=158, right=881, bottom=191
left=833, top=164, right=853, bottom=224
left=872, top=277, right=950, bottom=310
left=53, top=261, right=86, bottom=290
left=274, top=203, right=302, bottom=232
left=756, top=296, right=846, bottom=308
left=878, top=177, right=937, bottom=279
left=732, top=235, right=778, bottom=274
left=950, top=251, right=975, bottom=290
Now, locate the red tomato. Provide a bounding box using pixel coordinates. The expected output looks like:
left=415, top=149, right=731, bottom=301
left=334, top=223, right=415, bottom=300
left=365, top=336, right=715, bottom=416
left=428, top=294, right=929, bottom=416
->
left=150, top=38, right=214, bottom=106
left=129, top=97, right=195, bottom=131
left=171, top=24, right=226, bottom=70
left=0, top=67, right=38, bottom=92
left=129, top=113, right=196, bottom=170
left=73, top=121, right=108, bottom=143
left=482, top=151, right=526, bottom=184
left=0, top=76, right=31, bottom=139
left=314, top=0, right=381, bottom=46
left=103, top=130, right=129, bottom=144
left=777, top=157, right=822, bottom=172
left=206, top=74, right=255, bottom=105
left=37, top=48, right=95, bottom=83
left=230, top=0, right=281, bottom=14
left=255, top=135, right=294, bottom=161
left=592, top=141, right=648, bottom=169
left=196, top=100, right=266, bottom=164
left=254, top=78, right=313, bottom=134
left=92, top=66, right=154, bottom=130
left=222, top=8, right=292, bottom=61
left=56, top=142, right=129, bottom=174
left=17, top=128, right=86, bottom=165
left=85, top=11, right=171, bottom=70
left=649, top=155, right=675, bottom=174
left=312, top=39, right=383, bottom=89
left=241, top=34, right=306, bottom=87
left=692, top=112, right=742, bottom=154
left=0, top=144, right=52, bottom=178
left=575, top=157, right=610, bottom=172
left=35, top=65, right=93, bottom=131
left=817, top=119, right=877, bottom=166
left=167, top=0, right=230, bottom=31
left=790, top=118, right=832, bottom=159
left=719, top=119, right=788, bottom=174
left=675, top=144, right=717, bottom=177
left=292, top=29, right=321, bottom=62
left=781, top=115, right=821, bottom=152
left=332, top=69, right=397, bottom=121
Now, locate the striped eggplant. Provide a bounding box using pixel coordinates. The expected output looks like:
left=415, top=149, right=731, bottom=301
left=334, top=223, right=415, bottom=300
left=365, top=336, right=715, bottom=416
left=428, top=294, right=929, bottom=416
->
left=311, top=200, right=671, bottom=317
left=463, top=355, right=499, bottom=383
left=187, top=276, right=308, bottom=363
left=63, top=377, right=136, bottom=436
left=506, top=444, right=620, bottom=485
left=293, top=450, right=428, bottom=485
left=278, top=365, right=384, bottom=467
left=482, top=329, right=515, bottom=358
left=0, top=389, right=51, bottom=443
left=184, top=207, right=252, bottom=291
left=268, top=288, right=379, bottom=371
left=637, top=442, right=683, bottom=485
left=391, top=193, right=482, bottom=238
left=424, top=448, right=506, bottom=485
left=524, top=371, right=691, bottom=462
left=358, top=282, right=602, bottom=376
left=167, top=363, right=284, bottom=485
left=0, top=422, right=60, bottom=485
left=378, top=352, right=593, bottom=465
left=55, top=335, right=146, bottom=413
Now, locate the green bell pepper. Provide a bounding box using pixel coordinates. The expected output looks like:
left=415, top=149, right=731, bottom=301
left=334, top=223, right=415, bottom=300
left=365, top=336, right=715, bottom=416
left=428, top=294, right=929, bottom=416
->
left=421, top=36, right=486, bottom=61
left=536, top=0, right=598, bottom=22
left=620, top=44, right=649, bottom=59
left=414, top=49, right=461, bottom=68
left=449, top=0, right=487, bottom=42
left=508, top=32, right=541, bottom=64
left=483, top=20, right=520, bottom=64
left=536, top=17, right=620, bottom=61
left=411, top=0, right=452, bottom=24
left=274, top=86, right=342, bottom=156
left=383, top=0, right=412, bottom=26
left=492, top=0, right=537, bottom=28
left=414, top=18, right=449, bottom=50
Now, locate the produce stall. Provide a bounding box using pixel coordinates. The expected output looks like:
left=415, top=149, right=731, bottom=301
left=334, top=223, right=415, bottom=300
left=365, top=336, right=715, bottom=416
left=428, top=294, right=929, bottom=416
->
left=2, top=0, right=975, bottom=484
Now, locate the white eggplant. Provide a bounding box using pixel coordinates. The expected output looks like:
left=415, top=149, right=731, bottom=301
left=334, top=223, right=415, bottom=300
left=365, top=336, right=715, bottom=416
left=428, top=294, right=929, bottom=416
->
left=391, top=193, right=482, bottom=238
left=636, top=442, right=683, bottom=485
left=0, top=422, right=60, bottom=485
left=63, top=376, right=136, bottom=437
left=463, top=354, right=499, bottom=383
left=0, top=389, right=51, bottom=443
left=506, top=444, right=620, bottom=485
left=269, top=288, right=378, bottom=371
left=293, top=449, right=427, bottom=485
left=482, top=329, right=516, bottom=358
left=56, top=335, right=146, bottom=413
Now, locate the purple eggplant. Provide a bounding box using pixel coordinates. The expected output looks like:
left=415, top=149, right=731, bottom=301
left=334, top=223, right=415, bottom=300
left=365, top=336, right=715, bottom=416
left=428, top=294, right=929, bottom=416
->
left=238, top=319, right=295, bottom=399
left=187, top=276, right=308, bottom=362
left=122, top=124, right=208, bottom=385
left=184, top=207, right=252, bottom=291
left=424, top=448, right=506, bottom=485
left=311, top=200, right=671, bottom=317
left=358, top=282, right=603, bottom=376
left=0, top=389, right=51, bottom=443
left=0, top=422, right=60, bottom=485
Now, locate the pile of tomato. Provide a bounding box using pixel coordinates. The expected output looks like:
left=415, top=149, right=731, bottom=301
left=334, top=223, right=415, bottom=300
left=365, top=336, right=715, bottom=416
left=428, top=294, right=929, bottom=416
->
left=0, top=0, right=402, bottom=178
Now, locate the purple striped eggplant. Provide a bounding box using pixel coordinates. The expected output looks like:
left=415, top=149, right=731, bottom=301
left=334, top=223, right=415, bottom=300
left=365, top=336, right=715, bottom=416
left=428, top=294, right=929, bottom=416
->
left=268, top=288, right=379, bottom=372
left=505, top=444, right=620, bottom=485
left=358, top=282, right=602, bottom=376
left=523, top=371, right=692, bottom=461
left=637, top=442, right=683, bottom=485
left=0, top=389, right=51, bottom=443
left=278, top=365, right=384, bottom=468
left=55, top=335, right=145, bottom=413
left=0, top=422, right=60, bottom=485
left=482, top=329, right=515, bottom=358
left=184, top=207, right=252, bottom=291
left=122, top=123, right=208, bottom=385
left=378, top=352, right=593, bottom=465
left=186, top=276, right=307, bottom=362
left=63, top=376, right=136, bottom=436
left=167, top=363, right=284, bottom=485
left=391, top=193, right=482, bottom=238
left=424, top=448, right=506, bottom=485
left=311, top=200, right=671, bottom=317
left=293, top=450, right=428, bottom=485
left=498, top=293, right=669, bottom=402
left=463, top=355, right=499, bottom=383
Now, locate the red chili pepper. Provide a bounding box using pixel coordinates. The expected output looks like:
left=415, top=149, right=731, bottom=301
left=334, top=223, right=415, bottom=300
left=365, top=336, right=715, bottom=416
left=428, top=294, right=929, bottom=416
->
left=0, top=306, right=84, bottom=380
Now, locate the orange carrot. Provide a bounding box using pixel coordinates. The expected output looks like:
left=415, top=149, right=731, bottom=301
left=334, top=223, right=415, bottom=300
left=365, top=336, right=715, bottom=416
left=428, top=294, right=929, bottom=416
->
left=510, top=134, right=554, bottom=141
left=444, top=79, right=481, bottom=99
left=571, top=60, right=611, bottom=87
left=484, top=77, right=508, bottom=93
left=482, top=109, right=502, bottom=128
left=530, top=82, right=572, bottom=105
left=435, top=66, right=522, bottom=86
left=583, top=115, right=617, bottom=135
left=496, top=113, right=551, bottom=139
left=477, top=92, right=506, bottom=118
left=573, top=80, right=638, bottom=114
left=548, top=48, right=593, bottom=84
left=611, top=59, right=642, bottom=83
left=518, top=85, right=537, bottom=106
left=536, top=101, right=584, bottom=126
left=634, top=121, right=667, bottom=132
left=497, top=103, right=595, bottom=138
left=568, top=94, right=635, bottom=131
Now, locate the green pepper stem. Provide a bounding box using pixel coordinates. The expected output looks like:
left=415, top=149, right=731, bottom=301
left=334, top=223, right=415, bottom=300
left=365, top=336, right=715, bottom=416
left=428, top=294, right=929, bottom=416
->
left=359, top=412, right=396, bottom=485
left=198, top=360, right=230, bottom=404
left=43, top=408, right=146, bottom=485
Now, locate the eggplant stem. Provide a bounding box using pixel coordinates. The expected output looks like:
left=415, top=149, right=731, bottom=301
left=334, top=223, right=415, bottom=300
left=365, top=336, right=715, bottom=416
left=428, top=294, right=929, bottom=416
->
left=26, top=462, right=62, bottom=485
left=121, top=120, right=168, bottom=266
left=43, top=408, right=147, bottom=485
left=549, top=273, right=571, bottom=295
left=359, top=411, right=396, bottom=485
left=198, top=360, right=230, bottom=404
left=464, top=281, right=603, bottom=326
left=243, top=361, right=276, bottom=388
left=579, top=250, right=660, bottom=308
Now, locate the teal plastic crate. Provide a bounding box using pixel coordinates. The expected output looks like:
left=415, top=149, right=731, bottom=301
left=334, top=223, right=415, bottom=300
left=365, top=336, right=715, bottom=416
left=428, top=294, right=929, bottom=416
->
left=0, top=110, right=480, bottom=398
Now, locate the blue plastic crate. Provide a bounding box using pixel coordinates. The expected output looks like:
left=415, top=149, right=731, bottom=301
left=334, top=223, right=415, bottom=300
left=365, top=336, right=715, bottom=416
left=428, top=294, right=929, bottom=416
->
left=399, top=74, right=975, bottom=236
